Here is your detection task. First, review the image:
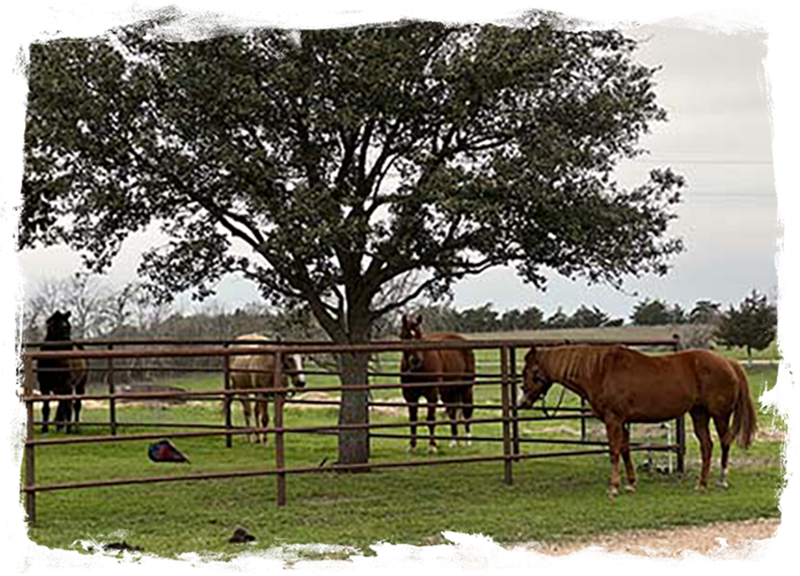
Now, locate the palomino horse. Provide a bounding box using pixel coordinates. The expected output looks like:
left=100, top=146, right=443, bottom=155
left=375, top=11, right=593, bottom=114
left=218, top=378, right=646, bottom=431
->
left=229, top=334, right=306, bottom=445
left=37, top=310, right=87, bottom=433
left=399, top=315, right=475, bottom=453
left=519, top=345, right=757, bottom=497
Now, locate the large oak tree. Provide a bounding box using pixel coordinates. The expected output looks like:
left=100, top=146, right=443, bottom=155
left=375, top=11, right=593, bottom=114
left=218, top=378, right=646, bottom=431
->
left=20, top=15, right=684, bottom=464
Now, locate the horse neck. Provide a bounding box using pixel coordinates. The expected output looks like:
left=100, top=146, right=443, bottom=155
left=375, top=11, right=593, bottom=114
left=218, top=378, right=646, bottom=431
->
left=539, top=347, right=601, bottom=399
left=42, top=336, right=72, bottom=351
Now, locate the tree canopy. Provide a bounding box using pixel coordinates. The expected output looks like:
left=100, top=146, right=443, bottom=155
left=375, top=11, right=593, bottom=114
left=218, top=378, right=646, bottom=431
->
left=630, top=298, right=685, bottom=326
left=22, top=17, right=684, bottom=348
left=716, top=290, right=777, bottom=359
left=21, top=17, right=685, bottom=465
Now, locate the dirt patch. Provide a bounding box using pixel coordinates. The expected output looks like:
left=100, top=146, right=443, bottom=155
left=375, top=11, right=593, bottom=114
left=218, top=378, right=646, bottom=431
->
left=757, top=428, right=786, bottom=443
left=225, top=518, right=797, bottom=576
left=291, top=392, right=407, bottom=418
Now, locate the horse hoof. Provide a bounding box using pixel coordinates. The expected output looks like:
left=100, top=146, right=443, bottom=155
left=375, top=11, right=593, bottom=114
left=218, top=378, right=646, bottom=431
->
left=695, top=482, right=707, bottom=492
left=607, top=487, right=620, bottom=499
left=428, top=445, right=438, bottom=455
left=408, top=445, right=417, bottom=454
left=449, top=440, right=458, bottom=449
left=624, top=484, right=637, bottom=493
left=717, top=480, right=729, bottom=490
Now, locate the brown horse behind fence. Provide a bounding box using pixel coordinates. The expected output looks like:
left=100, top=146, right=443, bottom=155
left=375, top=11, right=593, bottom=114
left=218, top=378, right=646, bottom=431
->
left=37, top=311, right=87, bottom=433
left=519, top=345, right=757, bottom=497
left=399, top=315, right=475, bottom=453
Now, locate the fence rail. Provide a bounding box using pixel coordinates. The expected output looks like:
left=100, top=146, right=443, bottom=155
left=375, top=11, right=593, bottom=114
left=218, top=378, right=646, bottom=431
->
left=20, top=336, right=684, bottom=524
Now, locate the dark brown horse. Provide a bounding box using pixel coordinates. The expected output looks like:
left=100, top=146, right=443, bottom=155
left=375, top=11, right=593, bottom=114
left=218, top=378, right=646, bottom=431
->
left=37, top=311, right=87, bottom=433
left=519, top=345, right=757, bottom=497
left=399, top=315, right=475, bottom=453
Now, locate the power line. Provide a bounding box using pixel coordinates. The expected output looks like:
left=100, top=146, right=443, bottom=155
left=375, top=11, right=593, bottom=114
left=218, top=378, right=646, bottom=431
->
left=629, top=158, right=773, bottom=165
left=682, top=192, right=775, bottom=198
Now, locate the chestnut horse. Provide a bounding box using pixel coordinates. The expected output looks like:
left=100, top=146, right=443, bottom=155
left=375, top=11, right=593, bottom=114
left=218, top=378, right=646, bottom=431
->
left=519, top=345, right=757, bottom=497
left=37, top=310, right=87, bottom=433
left=399, top=315, right=475, bottom=453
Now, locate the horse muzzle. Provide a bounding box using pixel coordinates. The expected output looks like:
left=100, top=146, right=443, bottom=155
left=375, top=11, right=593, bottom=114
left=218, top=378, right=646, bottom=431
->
left=518, top=391, right=536, bottom=410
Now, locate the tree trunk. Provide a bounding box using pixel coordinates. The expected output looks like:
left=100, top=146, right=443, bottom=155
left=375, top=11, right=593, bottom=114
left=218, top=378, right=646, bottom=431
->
left=304, top=293, right=373, bottom=468
left=337, top=350, right=371, bottom=469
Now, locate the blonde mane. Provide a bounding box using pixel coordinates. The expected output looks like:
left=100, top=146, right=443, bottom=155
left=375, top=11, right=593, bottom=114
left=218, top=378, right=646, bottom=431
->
left=539, top=345, right=618, bottom=383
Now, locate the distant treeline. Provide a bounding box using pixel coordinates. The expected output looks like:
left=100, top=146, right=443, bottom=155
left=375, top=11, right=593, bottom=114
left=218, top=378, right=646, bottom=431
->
left=21, top=276, right=776, bottom=385
left=394, top=299, right=720, bottom=334
left=0, top=275, right=797, bottom=342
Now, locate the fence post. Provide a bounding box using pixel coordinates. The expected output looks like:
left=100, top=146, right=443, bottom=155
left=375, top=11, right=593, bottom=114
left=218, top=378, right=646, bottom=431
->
left=509, top=346, right=521, bottom=461
left=274, top=350, right=287, bottom=507
left=107, top=344, right=116, bottom=436
left=11, top=348, right=19, bottom=436
left=223, top=344, right=232, bottom=448
left=580, top=398, right=587, bottom=442
left=500, top=345, right=513, bottom=485
left=672, top=334, right=686, bottom=476
left=24, top=355, right=36, bottom=525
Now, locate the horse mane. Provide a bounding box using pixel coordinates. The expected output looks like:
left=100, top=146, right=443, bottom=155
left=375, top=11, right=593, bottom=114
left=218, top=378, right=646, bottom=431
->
left=235, top=333, right=268, bottom=343
left=540, top=345, right=620, bottom=382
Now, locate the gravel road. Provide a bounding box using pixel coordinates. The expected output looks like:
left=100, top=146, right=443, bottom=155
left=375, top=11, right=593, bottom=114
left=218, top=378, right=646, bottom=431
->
left=228, top=518, right=797, bottom=576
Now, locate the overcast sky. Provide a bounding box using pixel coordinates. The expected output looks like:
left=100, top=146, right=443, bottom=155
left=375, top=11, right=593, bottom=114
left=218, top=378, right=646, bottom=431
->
left=0, top=0, right=797, bottom=318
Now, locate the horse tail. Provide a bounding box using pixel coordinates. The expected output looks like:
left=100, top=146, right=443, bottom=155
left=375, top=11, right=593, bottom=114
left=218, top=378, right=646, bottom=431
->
left=728, top=359, right=758, bottom=449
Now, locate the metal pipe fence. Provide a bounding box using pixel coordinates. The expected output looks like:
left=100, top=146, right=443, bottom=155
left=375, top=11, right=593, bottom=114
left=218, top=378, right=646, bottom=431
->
left=20, top=336, right=684, bottom=524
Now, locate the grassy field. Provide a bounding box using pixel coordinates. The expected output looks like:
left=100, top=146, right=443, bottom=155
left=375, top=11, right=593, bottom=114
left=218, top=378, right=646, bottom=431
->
left=354, top=327, right=779, bottom=374
left=464, top=326, right=781, bottom=361
left=22, top=352, right=783, bottom=560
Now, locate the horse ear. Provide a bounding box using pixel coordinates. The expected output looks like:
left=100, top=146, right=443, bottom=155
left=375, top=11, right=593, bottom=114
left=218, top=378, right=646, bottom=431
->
left=415, top=314, right=422, bottom=325
left=64, top=311, right=71, bottom=319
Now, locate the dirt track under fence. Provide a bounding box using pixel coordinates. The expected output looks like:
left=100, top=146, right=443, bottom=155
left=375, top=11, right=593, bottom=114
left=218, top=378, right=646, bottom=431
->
left=228, top=518, right=797, bottom=576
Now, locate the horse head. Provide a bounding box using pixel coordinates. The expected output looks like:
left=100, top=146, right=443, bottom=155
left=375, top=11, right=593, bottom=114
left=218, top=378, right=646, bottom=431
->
left=519, top=346, right=553, bottom=409
left=45, top=310, right=73, bottom=342
left=285, top=353, right=307, bottom=390
left=400, top=314, right=424, bottom=372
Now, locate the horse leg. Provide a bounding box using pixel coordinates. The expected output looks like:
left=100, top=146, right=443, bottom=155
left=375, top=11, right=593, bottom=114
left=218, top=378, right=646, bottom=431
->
left=462, top=387, right=473, bottom=447
left=259, top=395, right=270, bottom=446
left=241, top=395, right=255, bottom=443
left=72, top=381, right=85, bottom=434
left=604, top=417, right=624, bottom=498
left=690, top=407, right=713, bottom=490
left=72, top=397, right=82, bottom=433
left=41, top=397, right=51, bottom=434
left=407, top=401, right=419, bottom=453
left=443, top=393, right=458, bottom=448
left=621, top=423, right=637, bottom=492
left=713, top=414, right=732, bottom=489
left=426, top=396, right=439, bottom=454
left=55, top=399, right=70, bottom=432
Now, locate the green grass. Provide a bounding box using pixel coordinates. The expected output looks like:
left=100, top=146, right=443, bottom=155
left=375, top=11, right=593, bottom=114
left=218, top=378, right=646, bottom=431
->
left=23, top=364, right=783, bottom=559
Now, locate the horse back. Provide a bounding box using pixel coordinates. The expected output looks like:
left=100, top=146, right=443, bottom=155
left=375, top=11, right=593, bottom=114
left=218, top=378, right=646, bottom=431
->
left=230, top=335, right=278, bottom=390
left=579, top=347, right=699, bottom=421
left=611, top=348, right=740, bottom=417
left=420, top=332, right=474, bottom=379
